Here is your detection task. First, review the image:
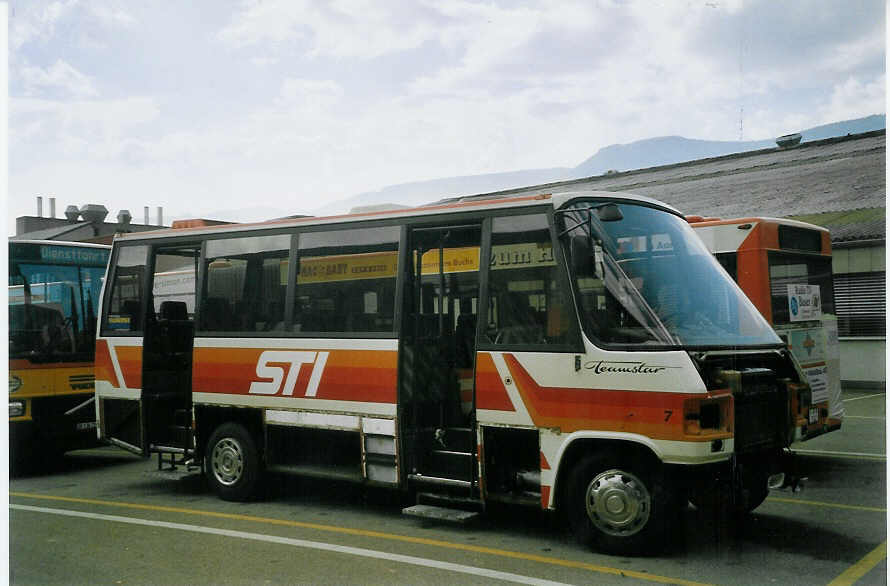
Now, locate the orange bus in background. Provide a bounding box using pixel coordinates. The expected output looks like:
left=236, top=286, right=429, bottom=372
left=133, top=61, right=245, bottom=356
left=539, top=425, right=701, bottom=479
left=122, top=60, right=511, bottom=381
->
left=9, top=240, right=111, bottom=469
left=95, top=191, right=823, bottom=554
left=690, top=216, right=842, bottom=440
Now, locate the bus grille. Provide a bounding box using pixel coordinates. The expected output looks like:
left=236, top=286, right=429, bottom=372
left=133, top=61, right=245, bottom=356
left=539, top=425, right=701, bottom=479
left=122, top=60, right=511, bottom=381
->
left=730, top=368, right=788, bottom=453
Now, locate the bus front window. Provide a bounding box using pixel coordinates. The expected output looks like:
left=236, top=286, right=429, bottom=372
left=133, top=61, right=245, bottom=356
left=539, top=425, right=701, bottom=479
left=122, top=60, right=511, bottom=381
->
left=561, top=201, right=782, bottom=349
left=9, top=263, right=104, bottom=361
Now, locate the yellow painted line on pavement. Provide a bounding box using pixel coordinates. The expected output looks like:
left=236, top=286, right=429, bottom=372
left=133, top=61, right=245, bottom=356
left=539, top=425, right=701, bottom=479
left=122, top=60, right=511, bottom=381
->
left=767, top=496, right=886, bottom=513
left=10, top=491, right=710, bottom=586
left=827, top=541, right=886, bottom=586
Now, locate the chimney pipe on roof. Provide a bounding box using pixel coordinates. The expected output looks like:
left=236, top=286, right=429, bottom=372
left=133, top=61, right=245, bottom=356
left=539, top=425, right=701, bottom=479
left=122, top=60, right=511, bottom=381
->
left=157, top=206, right=163, bottom=226
left=37, top=196, right=43, bottom=218
left=144, top=206, right=150, bottom=225
left=117, top=209, right=132, bottom=232
left=50, top=198, right=56, bottom=218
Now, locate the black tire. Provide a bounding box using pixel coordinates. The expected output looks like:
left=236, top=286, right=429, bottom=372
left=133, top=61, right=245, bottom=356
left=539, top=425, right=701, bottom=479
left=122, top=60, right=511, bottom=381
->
left=205, top=423, right=263, bottom=502
left=566, top=454, right=676, bottom=555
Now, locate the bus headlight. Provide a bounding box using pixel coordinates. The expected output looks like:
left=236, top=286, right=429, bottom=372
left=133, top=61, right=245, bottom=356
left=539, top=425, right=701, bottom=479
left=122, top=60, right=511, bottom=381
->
left=9, top=401, right=25, bottom=418
left=9, top=375, right=22, bottom=393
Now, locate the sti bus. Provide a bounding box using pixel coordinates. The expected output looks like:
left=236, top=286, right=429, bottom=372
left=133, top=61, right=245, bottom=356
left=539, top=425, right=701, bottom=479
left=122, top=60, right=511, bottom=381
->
left=690, top=216, right=842, bottom=440
left=95, top=191, right=816, bottom=554
left=9, top=240, right=110, bottom=467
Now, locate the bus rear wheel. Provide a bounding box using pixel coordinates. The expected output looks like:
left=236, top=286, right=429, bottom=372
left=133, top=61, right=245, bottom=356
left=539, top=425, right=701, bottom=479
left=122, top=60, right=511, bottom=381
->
left=567, top=455, right=673, bottom=555
left=206, top=423, right=262, bottom=502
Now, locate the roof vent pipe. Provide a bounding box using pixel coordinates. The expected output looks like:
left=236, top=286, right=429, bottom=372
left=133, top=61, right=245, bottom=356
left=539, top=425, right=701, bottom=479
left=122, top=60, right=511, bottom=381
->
left=65, top=205, right=80, bottom=222
left=157, top=206, right=163, bottom=226
left=776, top=133, right=802, bottom=148
left=144, top=206, right=150, bottom=225
left=117, top=209, right=132, bottom=232
left=36, top=196, right=43, bottom=217
left=49, top=197, right=56, bottom=218
left=80, top=204, right=108, bottom=225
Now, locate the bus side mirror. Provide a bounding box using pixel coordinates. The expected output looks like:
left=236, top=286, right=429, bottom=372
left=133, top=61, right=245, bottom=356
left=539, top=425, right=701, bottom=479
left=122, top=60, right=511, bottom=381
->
left=570, top=235, right=593, bottom=277
left=596, top=203, right=623, bottom=222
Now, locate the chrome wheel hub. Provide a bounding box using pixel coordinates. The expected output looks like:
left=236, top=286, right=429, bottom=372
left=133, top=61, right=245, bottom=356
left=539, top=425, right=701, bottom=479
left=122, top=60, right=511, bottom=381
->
left=585, top=469, right=651, bottom=537
left=211, top=437, right=244, bottom=487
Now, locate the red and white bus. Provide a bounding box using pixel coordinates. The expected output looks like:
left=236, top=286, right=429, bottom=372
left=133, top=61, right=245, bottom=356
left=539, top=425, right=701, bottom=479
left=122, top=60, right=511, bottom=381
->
left=690, top=216, right=842, bottom=439
left=95, top=191, right=815, bottom=554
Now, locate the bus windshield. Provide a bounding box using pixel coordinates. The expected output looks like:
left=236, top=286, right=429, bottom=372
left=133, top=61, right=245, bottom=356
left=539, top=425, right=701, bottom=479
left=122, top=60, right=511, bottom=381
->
left=560, top=201, right=782, bottom=349
left=9, top=247, right=107, bottom=362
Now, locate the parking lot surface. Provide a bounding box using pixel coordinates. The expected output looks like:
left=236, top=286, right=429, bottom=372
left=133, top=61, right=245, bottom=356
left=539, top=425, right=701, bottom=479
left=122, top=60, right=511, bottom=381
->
left=9, top=389, right=886, bottom=585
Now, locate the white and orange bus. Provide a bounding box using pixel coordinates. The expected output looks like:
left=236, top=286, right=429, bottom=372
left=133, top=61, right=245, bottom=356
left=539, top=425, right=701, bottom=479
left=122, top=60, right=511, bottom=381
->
left=689, top=216, right=842, bottom=439
left=95, top=191, right=816, bottom=554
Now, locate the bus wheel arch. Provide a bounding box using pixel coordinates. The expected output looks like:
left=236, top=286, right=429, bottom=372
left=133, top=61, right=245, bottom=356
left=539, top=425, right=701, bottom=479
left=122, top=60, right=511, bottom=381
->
left=555, top=438, right=679, bottom=555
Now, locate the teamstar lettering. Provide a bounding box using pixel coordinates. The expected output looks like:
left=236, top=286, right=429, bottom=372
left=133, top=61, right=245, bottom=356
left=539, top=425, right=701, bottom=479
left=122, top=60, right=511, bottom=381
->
left=584, top=361, right=672, bottom=375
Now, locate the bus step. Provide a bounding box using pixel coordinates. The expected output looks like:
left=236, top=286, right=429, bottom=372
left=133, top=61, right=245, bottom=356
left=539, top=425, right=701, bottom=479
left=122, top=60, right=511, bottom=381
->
left=417, top=491, right=483, bottom=510
left=402, top=504, right=479, bottom=524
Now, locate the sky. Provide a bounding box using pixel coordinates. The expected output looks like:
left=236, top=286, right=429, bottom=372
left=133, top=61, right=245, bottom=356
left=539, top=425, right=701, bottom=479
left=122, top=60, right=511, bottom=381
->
left=7, top=0, right=887, bottom=233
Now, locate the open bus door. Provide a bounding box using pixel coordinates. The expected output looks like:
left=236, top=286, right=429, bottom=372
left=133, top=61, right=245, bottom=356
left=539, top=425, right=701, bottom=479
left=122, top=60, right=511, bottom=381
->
left=141, top=244, right=199, bottom=458
left=400, top=224, right=482, bottom=499
left=99, top=243, right=199, bottom=459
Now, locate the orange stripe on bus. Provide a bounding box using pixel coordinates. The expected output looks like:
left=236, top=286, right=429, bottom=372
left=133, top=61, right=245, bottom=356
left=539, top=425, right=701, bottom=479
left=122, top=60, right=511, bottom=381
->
left=115, top=346, right=143, bottom=389
left=93, top=339, right=118, bottom=388
left=474, top=353, right=515, bottom=411
left=503, top=354, right=708, bottom=441
left=540, top=452, right=551, bottom=470
left=192, top=347, right=397, bottom=403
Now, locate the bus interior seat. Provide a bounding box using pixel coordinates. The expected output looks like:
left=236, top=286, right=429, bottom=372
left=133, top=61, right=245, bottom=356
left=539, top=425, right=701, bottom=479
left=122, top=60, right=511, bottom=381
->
left=159, top=300, right=188, bottom=321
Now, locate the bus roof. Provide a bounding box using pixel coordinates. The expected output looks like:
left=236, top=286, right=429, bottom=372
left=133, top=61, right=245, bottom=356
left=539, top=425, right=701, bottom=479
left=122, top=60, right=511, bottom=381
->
left=112, top=190, right=682, bottom=242
left=688, top=216, right=830, bottom=234
left=8, top=239, right=111, bottom=249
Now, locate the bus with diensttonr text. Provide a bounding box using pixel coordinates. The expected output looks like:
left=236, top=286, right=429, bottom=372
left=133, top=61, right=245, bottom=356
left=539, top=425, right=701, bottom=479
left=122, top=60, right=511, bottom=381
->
left=689, top=215, right=842, bottom=440
left=95, top=191, right=820, bottom=554
left=9, top=240, right=110, bottom=469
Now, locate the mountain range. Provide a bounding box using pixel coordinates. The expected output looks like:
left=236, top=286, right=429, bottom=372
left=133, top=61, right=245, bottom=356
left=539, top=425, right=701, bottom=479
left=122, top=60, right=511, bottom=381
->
left=198, top=114, right=884, bottom=221
left=309, top=114, right=885, bottom=217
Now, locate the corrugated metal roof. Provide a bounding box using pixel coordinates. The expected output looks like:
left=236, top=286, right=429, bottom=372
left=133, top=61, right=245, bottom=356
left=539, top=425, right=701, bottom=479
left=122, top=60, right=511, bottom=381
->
left=786, top=207, right=885, bottom=243
left=456, top=130, right=886, bottom=243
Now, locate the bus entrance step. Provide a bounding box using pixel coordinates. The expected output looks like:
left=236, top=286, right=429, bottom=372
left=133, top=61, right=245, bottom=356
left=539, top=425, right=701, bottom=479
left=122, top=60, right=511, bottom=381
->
left=402, top=505, right=480, bottom=524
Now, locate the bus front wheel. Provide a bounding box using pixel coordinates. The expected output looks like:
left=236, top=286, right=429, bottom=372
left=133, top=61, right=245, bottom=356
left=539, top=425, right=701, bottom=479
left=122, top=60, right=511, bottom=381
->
left=206, top=423, right=262, bottom=502
left=566, top=455, right=673, bottom=555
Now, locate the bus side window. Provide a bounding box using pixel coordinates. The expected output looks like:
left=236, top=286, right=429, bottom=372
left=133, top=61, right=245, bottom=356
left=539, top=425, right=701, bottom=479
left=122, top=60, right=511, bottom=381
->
left=487, top=214, right=572, bottom=346
left=294, top=226, right=399, bottom=335
left=103, top=245, right=149, bottom=334
left=200, top=235, right=290, bottom=333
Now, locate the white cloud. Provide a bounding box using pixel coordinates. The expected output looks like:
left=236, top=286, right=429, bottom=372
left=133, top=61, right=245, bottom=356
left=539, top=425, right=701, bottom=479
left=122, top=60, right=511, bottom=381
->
left=821, top=74, right=886, bottom=123
left=219, top=0, right=449, bottom=58
left=87, top=2, right=135, bottom=27
left=19, top=59, right=99, bottom=97
left=10, top=0, right=78, bottom=49
left=7, top=0, right=886, bottom=235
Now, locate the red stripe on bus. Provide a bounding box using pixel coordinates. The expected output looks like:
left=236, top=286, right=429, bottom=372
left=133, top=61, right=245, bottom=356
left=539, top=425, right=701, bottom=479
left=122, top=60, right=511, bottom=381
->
left=93, top=339, right=119, bottom=388
left=191, top=347, right=397, bottom=403
left=474, top=353, right=515, bottom=411
left=503, top=354, right=707, bottom=441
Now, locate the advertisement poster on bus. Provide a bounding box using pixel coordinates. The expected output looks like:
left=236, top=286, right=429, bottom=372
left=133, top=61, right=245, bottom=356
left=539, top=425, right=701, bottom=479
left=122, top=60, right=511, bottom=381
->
left=787, top=284, right=822, bottom=322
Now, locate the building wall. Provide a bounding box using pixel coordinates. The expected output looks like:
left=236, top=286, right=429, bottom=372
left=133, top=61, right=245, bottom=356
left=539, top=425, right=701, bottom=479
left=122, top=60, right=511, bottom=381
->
left=833, top=243, right=886, bottom=387
left=839, top=338, right=886, bottom=387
